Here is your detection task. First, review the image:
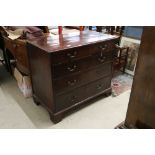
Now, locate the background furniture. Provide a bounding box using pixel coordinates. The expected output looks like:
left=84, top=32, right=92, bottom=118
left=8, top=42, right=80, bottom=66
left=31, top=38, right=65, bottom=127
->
left=1, top=26, right=49, bottom=75
left=0, top=32, right=5, bottom=64
left=113, top=45, right=129, bottom=74
left=89, top=26, right=103, bottom=32
left=117, top=27, right=155, bottom=129
left=103, top=26, right=128, bottom=74
left=27, top=31, right=119, bottom=123
left=56, top=26, right=84, bottom=35
left=105, top=26, right=125, bottom=37
left=88, top=26, right=125, bottom=37
left=3, top=36, right=28, bottom=75
left=0, top=30, right=9, bottom=70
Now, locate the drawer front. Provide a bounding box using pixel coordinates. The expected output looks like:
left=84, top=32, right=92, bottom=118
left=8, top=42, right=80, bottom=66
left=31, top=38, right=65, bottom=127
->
left=52, top=52, right=114, bottom=79
left=84, top=76, right=111, bottom=98
left=55, top=76, right=111, bottom=112
left=55, top=86, right=86, bottom=112
left=89, top=40, right=116, bottom=55
left=51, top=40, right=116, bottom=65
left=51, top=45, right=91, bottom=65
left=53, top=62, right=112, bottom=94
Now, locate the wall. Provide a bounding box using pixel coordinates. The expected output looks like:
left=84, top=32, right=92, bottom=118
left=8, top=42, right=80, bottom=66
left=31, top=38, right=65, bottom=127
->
left=123, top=26, right=143, bottom=40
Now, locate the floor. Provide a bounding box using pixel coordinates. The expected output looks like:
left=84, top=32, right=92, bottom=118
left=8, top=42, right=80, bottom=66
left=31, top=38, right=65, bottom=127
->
left=0, top=63, right=130, bottom=129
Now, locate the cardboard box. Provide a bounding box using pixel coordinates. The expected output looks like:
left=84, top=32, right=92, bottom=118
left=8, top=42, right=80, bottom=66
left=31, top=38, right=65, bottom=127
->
left=13, top=67, right=32, bottom=98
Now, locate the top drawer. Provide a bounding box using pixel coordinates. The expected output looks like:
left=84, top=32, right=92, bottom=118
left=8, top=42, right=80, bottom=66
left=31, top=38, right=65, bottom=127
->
left=51, top=40, right=116, bottom=65
left=89, top=41, right=116, bottom=55
left=51, top=45, right=91, bottom=65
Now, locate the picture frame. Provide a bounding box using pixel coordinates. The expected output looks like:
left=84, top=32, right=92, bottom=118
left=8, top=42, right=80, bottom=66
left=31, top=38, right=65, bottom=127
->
left=120, top=36, right=141, bottom=75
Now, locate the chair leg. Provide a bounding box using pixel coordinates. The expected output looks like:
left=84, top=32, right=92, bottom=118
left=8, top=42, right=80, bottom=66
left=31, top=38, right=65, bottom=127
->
left=123, top=65, right=126, bottom=74
left=0, top=49, right=9, bottom=71
left=4, top=49, right=12, bottom=74
left=123, top=48, right=129, bottom=74
left=2, top=49, right=10, bottom=71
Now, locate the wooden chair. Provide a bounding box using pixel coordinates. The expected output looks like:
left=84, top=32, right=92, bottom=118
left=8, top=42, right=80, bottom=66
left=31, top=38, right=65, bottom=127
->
left=113, top=45, right=129, bottom=73
left=105, top=26, right=125, bottom=36
left=88, top=26, right=124, bottom=34
left=104, top=26, right=129, bottom=74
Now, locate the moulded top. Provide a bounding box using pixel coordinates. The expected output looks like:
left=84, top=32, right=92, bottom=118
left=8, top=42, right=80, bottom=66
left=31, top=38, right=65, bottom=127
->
left=27, top=31, right=119, bottom=53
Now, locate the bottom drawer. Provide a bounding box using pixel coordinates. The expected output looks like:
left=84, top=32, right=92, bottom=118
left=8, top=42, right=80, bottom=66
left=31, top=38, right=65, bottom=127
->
left=55, top=76, right=111, bottom=112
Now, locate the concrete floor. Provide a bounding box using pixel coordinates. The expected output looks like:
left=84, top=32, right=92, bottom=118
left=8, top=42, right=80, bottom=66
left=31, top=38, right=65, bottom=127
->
left=0, top=64, right=130, bottom=129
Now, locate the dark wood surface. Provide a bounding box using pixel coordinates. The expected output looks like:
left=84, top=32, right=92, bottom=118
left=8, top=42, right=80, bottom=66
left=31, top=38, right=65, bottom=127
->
left=53, top=62, right=112, bottom=95
left=124, top=27, right=155, bottom=129
left=1, top=26, right=49, bottom=75
left=28, top=31, right=118, bottom=53
left=27, top=31, right=119, bottom=123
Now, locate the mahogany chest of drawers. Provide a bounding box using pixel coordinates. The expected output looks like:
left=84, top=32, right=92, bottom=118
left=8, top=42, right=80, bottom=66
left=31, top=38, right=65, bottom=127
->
left=27, top=31, right=119, bottom=123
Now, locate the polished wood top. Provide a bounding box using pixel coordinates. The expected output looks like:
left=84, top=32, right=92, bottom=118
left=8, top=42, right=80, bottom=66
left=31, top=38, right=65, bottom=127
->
left=27, top=31, right=119, bottom=53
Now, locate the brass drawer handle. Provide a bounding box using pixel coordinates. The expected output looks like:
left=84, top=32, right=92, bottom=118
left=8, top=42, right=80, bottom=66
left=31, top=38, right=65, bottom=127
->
left=98, top=56, right=106, bottom=63
left=99, top=44, right=108, bottom=51
left=67, top=80, right=77, bottom=86
left=67, top=51, right=77, bottom=58
left=71, top=95, right=77, bottom=102
left=97, top=84, right=102, bottom=90
left=67, top=64, right=77, bottom=72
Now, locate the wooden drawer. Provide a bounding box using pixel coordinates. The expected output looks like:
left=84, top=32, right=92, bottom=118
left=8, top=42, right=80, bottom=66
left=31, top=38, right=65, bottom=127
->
left=85, top=76, right=111, bottom=98
left=51, top=45, right=91, bottom=65
left=53, top=62, right=112, bottom=94
left=55, top=76, right=111, bottom=112
left=52, top=52, right=114, bottom=79
left=89, top=40, right=116, bottom=55
left=51, top=40, right=116, bottom=65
